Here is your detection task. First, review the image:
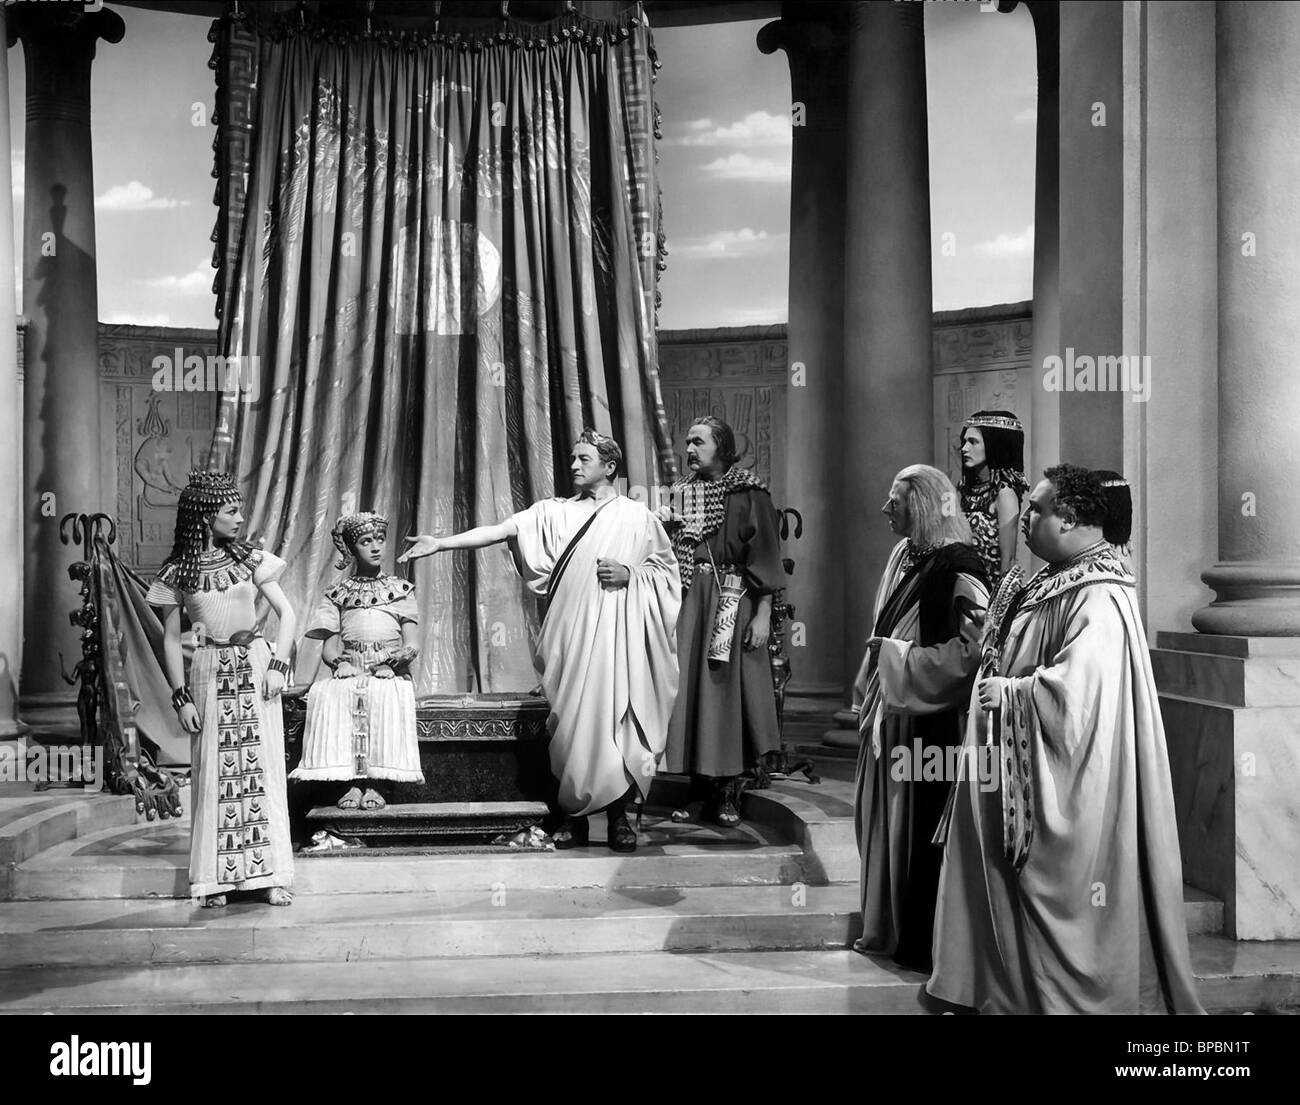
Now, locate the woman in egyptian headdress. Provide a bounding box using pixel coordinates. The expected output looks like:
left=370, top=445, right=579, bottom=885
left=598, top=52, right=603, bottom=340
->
left=957, top=410, right=1030, bottom=587
left=289, top=511, right=423, bottom=810
left=147, top=471, right=297, bottom=908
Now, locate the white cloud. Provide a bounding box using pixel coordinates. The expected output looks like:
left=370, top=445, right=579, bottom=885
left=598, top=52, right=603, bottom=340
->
left=144, top=260, right=213, bottom=294
left=101, top=311, right=174, bottom=326
left=671, top=227, right=787, bottom=260
left=669, top=111, right=792, bottom=149
left=1013, top=106, right=1037, bottom=125
left=715, top=303, right=787, bottom=326
left=699, top=153, right=790, bottom=184
left=96, top=181, right=191, bottom=212
left=972, top=224, right=1035, bottom=260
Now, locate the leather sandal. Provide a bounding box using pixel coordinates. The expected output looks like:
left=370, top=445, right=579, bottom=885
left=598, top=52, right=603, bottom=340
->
left=711, top=797, right=741, bottom=828
left=552, top=816, right=589, bottom=849
left=607, top=811, right=637, bottom=853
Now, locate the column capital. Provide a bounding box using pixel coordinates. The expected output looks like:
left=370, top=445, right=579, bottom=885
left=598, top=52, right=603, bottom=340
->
left=6, top=3, right=124, bottom=50
left=757, top=7, right=849, bottom=130
left=9, top=5, right=125, bottom=126
left=993, top=0, right=1058, bottom=82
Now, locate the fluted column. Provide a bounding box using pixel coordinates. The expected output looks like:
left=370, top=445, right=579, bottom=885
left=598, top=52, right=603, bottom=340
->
left=758, top=4, right=849, bottom=713
left=841, top=0, right=934, bottom=688
left=0, top=6, right=24, bottom=736
left=1193, top=0, right=1300, bottom=635
left=10, top=5, right=124, bottom=700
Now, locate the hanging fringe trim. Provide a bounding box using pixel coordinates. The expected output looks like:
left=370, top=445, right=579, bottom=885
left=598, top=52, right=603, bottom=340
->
left=219, top=0, right=649, bottom=50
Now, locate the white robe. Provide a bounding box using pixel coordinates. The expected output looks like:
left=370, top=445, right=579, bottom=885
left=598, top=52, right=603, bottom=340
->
left=928, top=548, right=1204, bottom=1014
left=510, top=495, right=681, bottom=816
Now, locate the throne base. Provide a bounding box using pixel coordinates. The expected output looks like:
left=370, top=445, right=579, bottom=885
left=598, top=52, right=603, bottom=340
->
left=284, top=691, right=556, bottom=846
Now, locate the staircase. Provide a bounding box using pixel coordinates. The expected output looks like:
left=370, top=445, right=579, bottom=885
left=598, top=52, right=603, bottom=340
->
left=0, top=774, right=1292, bottom=1015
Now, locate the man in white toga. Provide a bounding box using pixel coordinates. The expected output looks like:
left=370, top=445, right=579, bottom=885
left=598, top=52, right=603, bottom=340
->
left=400, top=429, right=681, bottom=852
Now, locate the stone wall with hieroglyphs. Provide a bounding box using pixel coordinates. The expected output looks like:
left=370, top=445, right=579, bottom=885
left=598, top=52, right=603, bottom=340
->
left=658, top=303, right=1034, bottom=501
left=657, top=325, right=789, bottom=504
left=17, top=306, right=1031, bottom=574
left=931, top=302, right=1034, bottom=479
left=97, top=325, right=220, bottom=573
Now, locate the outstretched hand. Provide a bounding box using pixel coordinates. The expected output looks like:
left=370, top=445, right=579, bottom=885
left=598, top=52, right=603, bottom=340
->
left=399, top=535, right=442, bottom=564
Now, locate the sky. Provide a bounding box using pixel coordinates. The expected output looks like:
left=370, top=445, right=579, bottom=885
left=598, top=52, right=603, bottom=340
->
left=6, top=1, right=1036, bottom=330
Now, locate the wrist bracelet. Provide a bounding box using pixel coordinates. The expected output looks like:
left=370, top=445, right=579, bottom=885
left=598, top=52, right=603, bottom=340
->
left=171, top=686, right=194, bottom=712
left=268, top=658, right=291, bottom=677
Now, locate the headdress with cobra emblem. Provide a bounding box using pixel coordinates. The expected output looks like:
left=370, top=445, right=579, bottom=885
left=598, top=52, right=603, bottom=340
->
left=158, top=469, right=258, bottom=593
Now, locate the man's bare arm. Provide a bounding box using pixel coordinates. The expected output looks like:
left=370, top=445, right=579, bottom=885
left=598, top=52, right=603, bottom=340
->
left=399, top=518, right=519, bottom=562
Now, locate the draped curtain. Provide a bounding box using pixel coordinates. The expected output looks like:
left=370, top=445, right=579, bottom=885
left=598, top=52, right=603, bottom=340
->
left=206, top=4, right=673, bottom=693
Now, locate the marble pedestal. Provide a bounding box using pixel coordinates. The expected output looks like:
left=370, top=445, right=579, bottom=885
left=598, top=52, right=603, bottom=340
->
left=1154, top=631, right=1300, bottom=939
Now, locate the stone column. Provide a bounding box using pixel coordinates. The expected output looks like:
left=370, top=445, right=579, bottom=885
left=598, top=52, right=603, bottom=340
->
left=840, top=0, right=934, bottom=691
left=1056, top=0, right=1124, bottom=468
left=0, top=6, right=25, bottom=737
left=758, top=4, right=849, bottom=716
left=10, top=5, right=124, bottom=702
left=1151, top=1, right=1300, bottom=941
left=1023, top=0, right=1059, bottom=494
left=1193, top=0, right=1300, bottom=637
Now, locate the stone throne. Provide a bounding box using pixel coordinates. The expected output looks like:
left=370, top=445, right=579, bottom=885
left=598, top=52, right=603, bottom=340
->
left=283, top=690, right=555, bottom=847
left=282, top=500, right=807, bottom=849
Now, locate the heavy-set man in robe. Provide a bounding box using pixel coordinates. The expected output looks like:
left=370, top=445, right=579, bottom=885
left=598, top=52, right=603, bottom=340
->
left=928, top=464, right=1203, bottom=1014
left=400, top=429, right=680, bottom=853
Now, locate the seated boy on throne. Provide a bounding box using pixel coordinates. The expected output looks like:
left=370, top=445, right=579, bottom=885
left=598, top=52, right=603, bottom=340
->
left=289, top=511, right=424, bottom=809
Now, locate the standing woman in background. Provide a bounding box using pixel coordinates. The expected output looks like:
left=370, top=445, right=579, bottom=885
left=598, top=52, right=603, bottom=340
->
left=958, top=410, right=1029, bottom=587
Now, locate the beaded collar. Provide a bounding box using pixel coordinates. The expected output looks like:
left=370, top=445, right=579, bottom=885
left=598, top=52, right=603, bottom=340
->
left=962, top=467, right=1030, bottom=506
left=326, top=573, right=414, bottom=610
left=900, top=539, right=942, bottom=574
left=1019, top=540, right=1133, bottom=611
left=156, top=547, right=262, bottom=594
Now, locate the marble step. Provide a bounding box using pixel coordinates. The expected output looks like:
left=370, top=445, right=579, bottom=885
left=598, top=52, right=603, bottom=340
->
left=1, top=934, right=1292, bottom=1015
left=304, top=800, right=550, bottom=844
left=0, top=950, right=927, bottom=1015
left=1151, top=644, right=1300, bottom=708
left=0, top=883, right=862, bottom=969
left=8, top=812, right=813, bottom=900
left=1183, top=884, right=1224, bottom=936
left=0, top=790, right=140, bottom=895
